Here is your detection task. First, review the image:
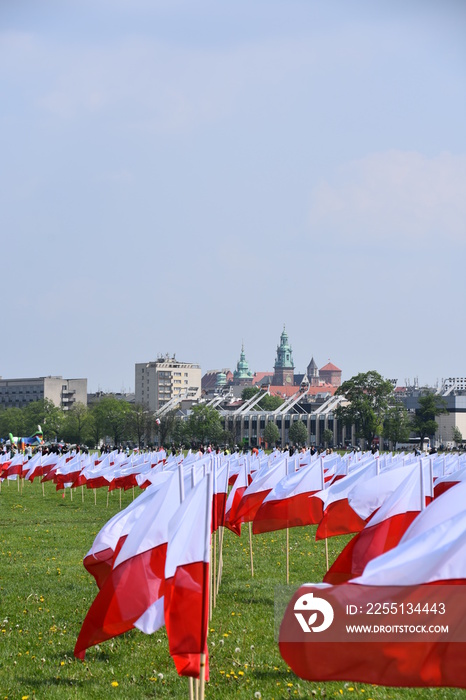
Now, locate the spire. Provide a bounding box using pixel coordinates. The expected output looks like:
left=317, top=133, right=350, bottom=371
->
left=233, top=343, right=253, bottom=381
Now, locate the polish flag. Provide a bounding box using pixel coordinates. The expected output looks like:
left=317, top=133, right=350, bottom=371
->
left=227, top=458, right=289, bottom=534
left=324, top=463, right=429, bottom=583
left=164, top=473, right=212, bottom=679
left=55, top=456, right=84, bottom=490
left=3, top=452, right=26, bottom=478
left=23, top=452, right=43, bottom=481
left=212, top=462, right=229, bottom=532
left=74, top=472, right=180, bottom=659
left=346, top=462, right=415, bottom=521
left=279, top=479, right=466, bottom=688
left=314, top=460, right=379, bottom=540
left=224, top=461, right=249, bottom=535
left=433, top=462, right=466, bottom=498
left=83, top=471, right=173, bottom=589
left=253, top=459, right=325, bottom=534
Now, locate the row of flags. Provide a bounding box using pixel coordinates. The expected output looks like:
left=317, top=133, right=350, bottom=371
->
left=280, top=476, right=466, bottom=687
left=5, top=445, right=466, bottom=686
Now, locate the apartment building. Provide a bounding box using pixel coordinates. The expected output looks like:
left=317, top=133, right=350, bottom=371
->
left=135, top=355, right=201, bottom=412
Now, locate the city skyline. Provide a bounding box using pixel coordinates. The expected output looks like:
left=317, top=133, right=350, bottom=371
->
left=2, top=1, right=465, bottom=393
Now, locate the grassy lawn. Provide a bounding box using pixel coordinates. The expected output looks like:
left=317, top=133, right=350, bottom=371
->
left=1, top=478, right=466, bottom=700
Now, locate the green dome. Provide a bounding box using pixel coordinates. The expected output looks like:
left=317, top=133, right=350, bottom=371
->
left=274, top=325, right=294, bottom=370
left=215, top=371, right=227, bottom=386
left=233, top=344, right=253, bottom=380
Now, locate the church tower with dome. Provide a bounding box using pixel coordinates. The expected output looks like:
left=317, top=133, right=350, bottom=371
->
left=272, top=326, right=295, bottom=385
left=232, top=343, right=254, bottom=386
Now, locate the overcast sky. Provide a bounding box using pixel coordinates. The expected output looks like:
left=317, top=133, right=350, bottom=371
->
left=2, top=0, right=465, bottom=393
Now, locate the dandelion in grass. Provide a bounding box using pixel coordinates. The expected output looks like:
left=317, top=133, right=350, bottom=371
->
left=111, top=681, right=119, bottom=687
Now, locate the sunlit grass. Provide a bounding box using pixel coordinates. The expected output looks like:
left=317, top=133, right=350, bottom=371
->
left=1, top=478, right=466, bottom=699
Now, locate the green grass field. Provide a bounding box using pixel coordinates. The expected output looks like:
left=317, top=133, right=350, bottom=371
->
left=1, top=478, right=466, bottom=700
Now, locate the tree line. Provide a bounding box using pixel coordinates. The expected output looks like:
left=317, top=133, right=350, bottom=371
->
left=0, top=398, right=234, bottom=450
left=334, top=370, right=451, bottom=448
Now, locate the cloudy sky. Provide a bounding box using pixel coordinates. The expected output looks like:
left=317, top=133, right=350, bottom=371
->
left=1, top=0, right=465, bottom=392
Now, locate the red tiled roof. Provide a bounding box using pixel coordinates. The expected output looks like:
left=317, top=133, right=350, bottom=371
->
left=268, top=385, right=300, bottom=398
left=252, top=371, right=273, bottom=385
left=268, top=384, right=337, bottom=398
left=320, top=362, right=341, bottom=372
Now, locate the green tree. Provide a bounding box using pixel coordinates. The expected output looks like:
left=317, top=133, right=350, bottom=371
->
left=411, top=393, right=447, bottom=450
left=264, top=421, right=280, bottom=447
left=184, top=405, right=223, bottom=446
left=259, top=394, right=284, bottom=411
left=383, top=403, right=411, bottom=446
left=61, top=403, right=92, bottom=445
left=289, top=420, right=308, bottom=446
left=0, top=407, right=26, bottom=440
left=335, top=371, right=394, bottom=447
left=452, top=426, right=463, bottom=447
left=126, top=403, right=151, bottom=448
left=23, top=399, right=64, bottom=441
left=322, top=428, right=334, bottom=447
left=154, top=411, right=183, bottom=447
left=91, top=396, right=132, bottom=446
left=241, top=387, right=260, bottom=402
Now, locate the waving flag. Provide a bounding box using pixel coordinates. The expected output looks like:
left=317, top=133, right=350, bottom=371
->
left=253, top=459, right=324, bottom=534
left=164, top=473, right=212, bottom=679
left=74, top=472, right=180, bottom=659
left=279, top=479, right=466, bottom=688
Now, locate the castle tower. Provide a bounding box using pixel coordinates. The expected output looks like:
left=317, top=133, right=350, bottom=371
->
left=307, top=356, right=319, bottom=386
left=273, top=326, right=294, bottom=385
left=232, top=343, right=254, bottom=386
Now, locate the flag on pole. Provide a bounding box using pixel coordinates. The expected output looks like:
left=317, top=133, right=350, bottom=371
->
left=227, top=458, right=288, bottom=534
left=74, top=472, right=180, bottom=659
left=324, top=464, right=426, bottom=583
left=253, top=459, right=324, bottom=534
left=164, top=472, right=212, bottom=679
left=279, top=479, right=466, bottom=687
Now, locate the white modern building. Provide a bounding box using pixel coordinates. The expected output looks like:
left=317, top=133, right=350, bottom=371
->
left=135, top=355, right=201, bottom=413
left=0, top=376, right=87, bottom=410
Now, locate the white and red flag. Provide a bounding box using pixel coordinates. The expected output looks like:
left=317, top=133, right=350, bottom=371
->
left=164, top=472, right=212, bottom=680
left=253, top=459, right=324, bottom=534
left=224, top=460, right=249, bottom=535
left=227, top=458, right=289, bottom=534
left=324, top=463, right=429, bottom=583
left=74, top=472, right=180, bottom=659
left=280, top=479, right=466, bottom=687
left=314, top=459, right=379, bottom=539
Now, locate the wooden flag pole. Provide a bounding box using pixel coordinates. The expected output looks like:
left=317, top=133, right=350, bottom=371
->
left=325, top=537, right=329, bottom=571
left=209, top=540, right=213, bottom=621
left=94, top=488, right=97, bottom=506
left=42, top=481, right=45, bottom=497
left=199, top=652, right=207, bottom=700
left=286, top=528, right=290, bottom=584
left=213, top=530, right=217, bottom=609
left=249, top=521, right=254, bottom=578
left=189, top=677, right=194, bottom=700
left=216, top=525, right=225, bottom=594
left=70, top=487, right=73, bottom=502
left=119, top=488, right=122, bottom=510
left=81, top=485, right=84, bottom=503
